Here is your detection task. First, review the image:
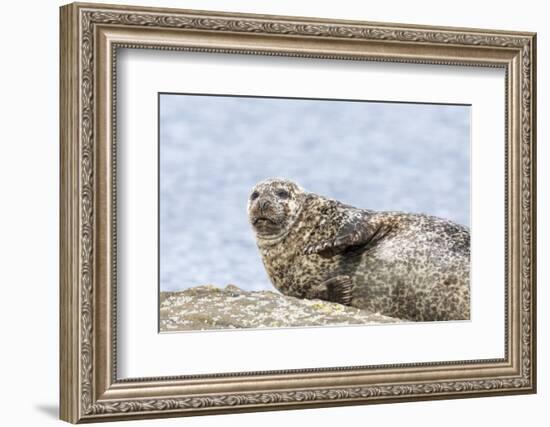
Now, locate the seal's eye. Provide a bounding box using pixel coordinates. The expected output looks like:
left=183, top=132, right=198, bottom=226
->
left=276, top=189, right=290, bottom=199
left=250, top=191, right=260, bottom=201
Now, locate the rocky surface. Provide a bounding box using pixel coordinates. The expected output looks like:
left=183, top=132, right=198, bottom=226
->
left=160, top=285, right=401, bottom=332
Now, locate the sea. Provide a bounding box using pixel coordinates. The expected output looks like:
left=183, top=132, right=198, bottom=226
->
left=159, top=94, right=470, bottom=292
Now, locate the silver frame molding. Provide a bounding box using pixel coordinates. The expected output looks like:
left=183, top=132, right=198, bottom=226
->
left=60, top=2, right=536, bottom=423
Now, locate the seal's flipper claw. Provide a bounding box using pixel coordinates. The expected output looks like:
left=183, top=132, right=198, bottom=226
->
left=304, top=242, right=323, bottom=255
left=304, top=240, right=338, bottom=258
left=325, top=275, right=353, bottom=306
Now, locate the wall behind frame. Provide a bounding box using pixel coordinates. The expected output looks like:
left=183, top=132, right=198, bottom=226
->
left=0, top=0, right=545, bottom=426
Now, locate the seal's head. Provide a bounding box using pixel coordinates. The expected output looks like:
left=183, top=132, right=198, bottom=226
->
left=247, top=178, right=305, bottom=241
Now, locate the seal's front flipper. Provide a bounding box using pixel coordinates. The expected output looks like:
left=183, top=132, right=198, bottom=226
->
left=324, top=275, right=353, bottom=306
left=304, top=214, right=391, bottom=258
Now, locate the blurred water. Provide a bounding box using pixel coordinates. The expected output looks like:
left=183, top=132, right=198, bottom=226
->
left=160, top=94, right=470, bottom=292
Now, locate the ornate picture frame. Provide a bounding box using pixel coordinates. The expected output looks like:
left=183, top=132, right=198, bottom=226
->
left=60, top=2, right=536, bottom=423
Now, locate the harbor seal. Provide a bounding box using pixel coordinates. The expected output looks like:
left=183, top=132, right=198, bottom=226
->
left=247, top=178, right=470, bottom=321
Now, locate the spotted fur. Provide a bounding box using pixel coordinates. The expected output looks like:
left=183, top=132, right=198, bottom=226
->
left=247, top=178, right=470, bottom=322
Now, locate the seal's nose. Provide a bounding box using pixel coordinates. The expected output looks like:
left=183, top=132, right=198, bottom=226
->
left=259, top=199, right=271, bottom=213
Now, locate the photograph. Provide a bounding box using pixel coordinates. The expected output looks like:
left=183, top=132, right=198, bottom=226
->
left=159, top=93, right=471, bottom=332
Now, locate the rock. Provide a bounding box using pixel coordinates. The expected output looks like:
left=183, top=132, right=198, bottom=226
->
left=160, top=285, right=401, bottom=332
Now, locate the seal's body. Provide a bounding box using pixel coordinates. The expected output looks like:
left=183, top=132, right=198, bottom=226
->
left=247, top=178, right=470, bottom=321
